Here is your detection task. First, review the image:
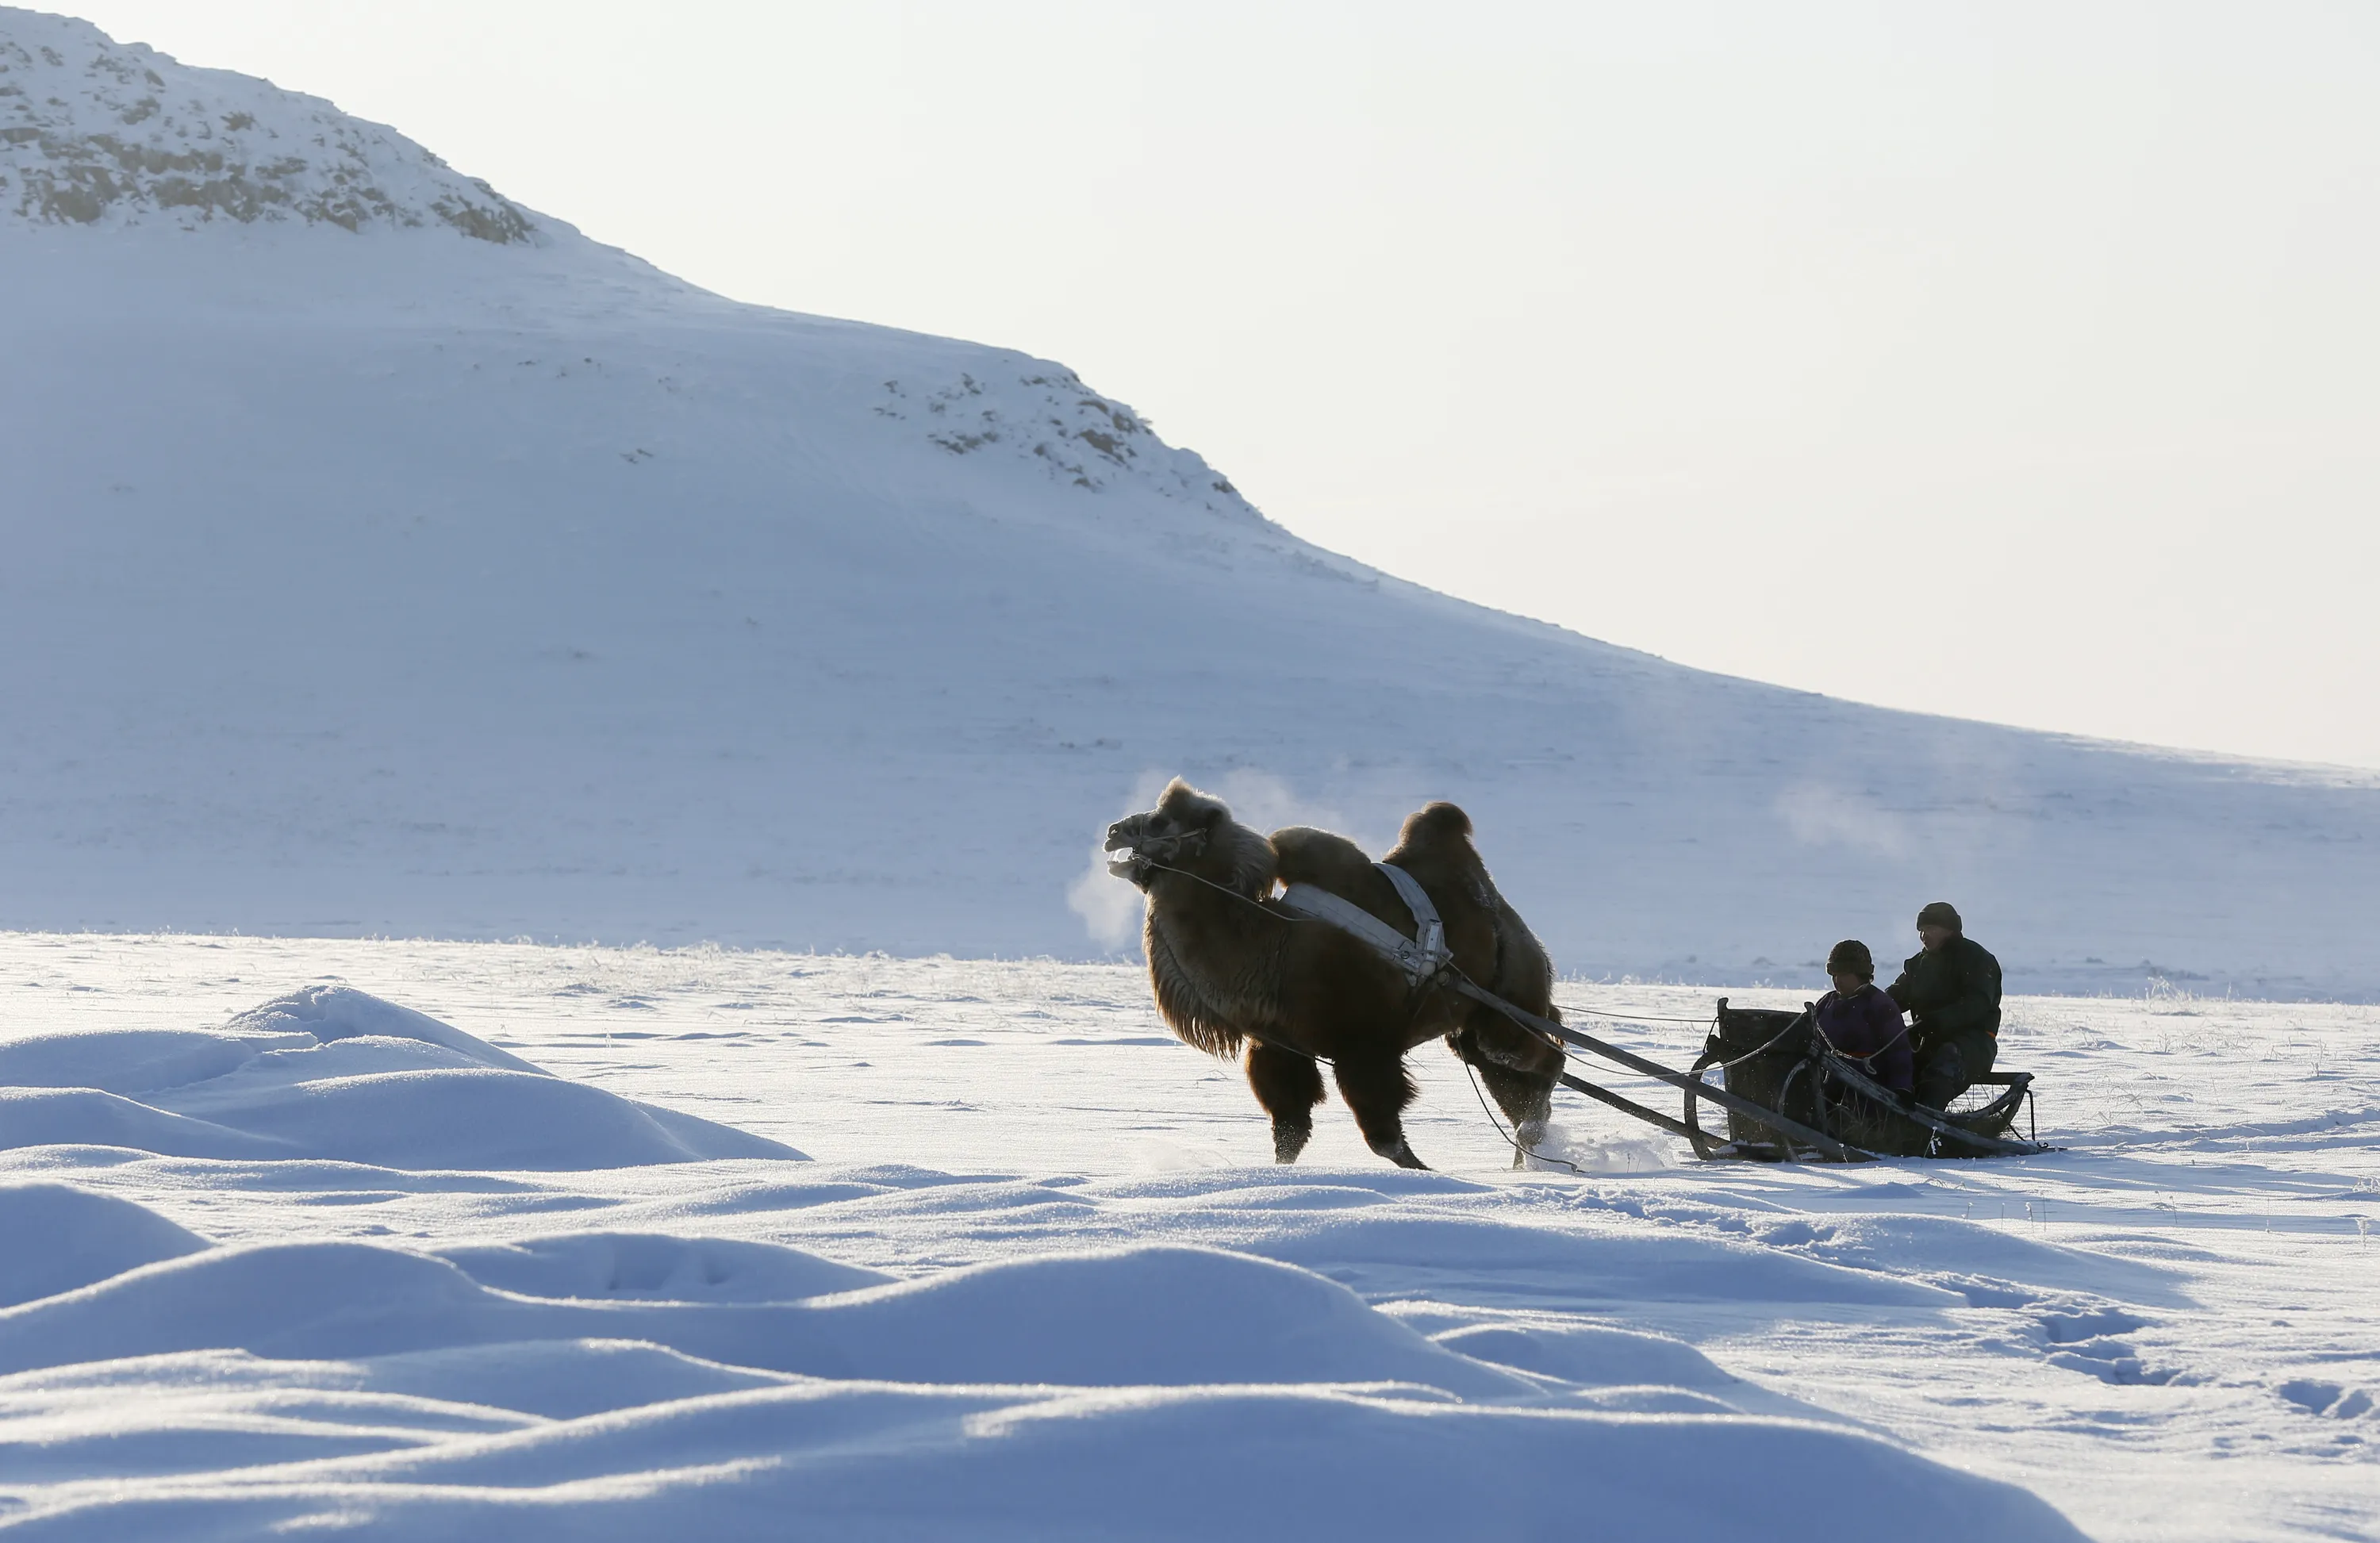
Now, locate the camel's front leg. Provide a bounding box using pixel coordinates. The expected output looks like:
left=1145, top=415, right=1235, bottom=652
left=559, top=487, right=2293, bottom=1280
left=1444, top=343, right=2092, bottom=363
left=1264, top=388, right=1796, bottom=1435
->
left=1246, top=1041, right=1326, bottom=1163
left=1453, top=1018, right=1562, bottom=1168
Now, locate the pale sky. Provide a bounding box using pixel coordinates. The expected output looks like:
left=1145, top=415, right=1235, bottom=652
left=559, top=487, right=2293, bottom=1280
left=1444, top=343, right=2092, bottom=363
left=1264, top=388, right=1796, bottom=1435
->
left=60, top=1, right=2380, bottom=768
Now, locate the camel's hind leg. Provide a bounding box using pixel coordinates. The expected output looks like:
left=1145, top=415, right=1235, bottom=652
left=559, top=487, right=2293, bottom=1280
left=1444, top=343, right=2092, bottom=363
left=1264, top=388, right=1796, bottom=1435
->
left=1333, top=1054, right=1427, bottom=1169
left=1246, top=1042, right=1326, bottom=1164
left=1458, top=1014, right=1564, bottom=1169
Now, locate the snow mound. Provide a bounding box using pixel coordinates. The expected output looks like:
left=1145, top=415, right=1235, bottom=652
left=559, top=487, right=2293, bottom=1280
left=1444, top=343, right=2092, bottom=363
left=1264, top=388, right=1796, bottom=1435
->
left=0, top=1241, right=501, bottom=1373
left=900, top=1389, right=2086, bottom=1543
left=432, top=1232, right=891, bottom=1303
left=0, top=986, right=801, bottom=1169
left=1428, top=1318, right=1741, bottom=1389
left=350, top=1338, right=800, bottom=1420
left=0, top=1203, right=2086, bottom=1540
left=0, top=7, right=532, bottom=240
left=0, top=1374, right=2089, bottom=1543
left=0, top=1085, right=298, bottom=1159
left=0, top=1024, right=317, bottom=1094
left=0, top=1338, right=797, bottom=1422
left=0, top=1234, right=1518, bottom=1395
left=0, top=1182, right=209, bottom=1307
left=1255, top=1212, right=1959, bottom=1307
left=221, top=985, right=552, bottom=1073
left=789, top=1245, right=1536, bottom=1395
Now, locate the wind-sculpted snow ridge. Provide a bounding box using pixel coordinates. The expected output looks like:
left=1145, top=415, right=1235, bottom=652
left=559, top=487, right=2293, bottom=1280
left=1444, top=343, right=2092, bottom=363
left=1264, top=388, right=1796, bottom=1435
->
left=0, top=1199, right=2084, bottom=1540
left=0, top=8, right=531, bottom=240
left=0, top=977, right=2086, bottom=1537
left=0, top=985, right=803, bottom=1169
left=3, top=942, right=2376, bottom=1541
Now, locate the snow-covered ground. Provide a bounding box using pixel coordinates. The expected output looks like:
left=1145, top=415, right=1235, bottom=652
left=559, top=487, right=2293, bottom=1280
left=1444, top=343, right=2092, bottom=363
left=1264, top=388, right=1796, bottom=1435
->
left=2, top=933, right=2374, bottom=1540
left=6, top=9, right=2380, bottom=994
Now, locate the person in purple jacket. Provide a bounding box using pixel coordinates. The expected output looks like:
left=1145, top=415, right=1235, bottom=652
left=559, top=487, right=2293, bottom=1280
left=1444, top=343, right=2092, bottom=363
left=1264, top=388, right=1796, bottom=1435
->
left=1812, top=939, right=1914, bottom=1094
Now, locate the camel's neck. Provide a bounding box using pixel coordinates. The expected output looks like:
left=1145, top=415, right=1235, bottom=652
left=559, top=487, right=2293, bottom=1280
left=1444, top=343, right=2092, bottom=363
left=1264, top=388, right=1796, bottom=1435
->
left=1146, top=869, right=1285, bottom=973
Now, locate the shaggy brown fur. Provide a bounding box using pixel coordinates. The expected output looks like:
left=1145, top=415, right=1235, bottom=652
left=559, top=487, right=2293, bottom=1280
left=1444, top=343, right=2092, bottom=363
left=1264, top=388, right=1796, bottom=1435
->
left=1106, top=780, right=1564, bottom=1169
left=1383, top=801, right=1568, bottom=1160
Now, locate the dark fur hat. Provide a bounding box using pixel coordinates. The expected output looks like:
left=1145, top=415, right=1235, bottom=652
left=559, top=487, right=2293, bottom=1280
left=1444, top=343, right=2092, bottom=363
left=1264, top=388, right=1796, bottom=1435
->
left=1825, top=938, right=1874, bottom=980
left=1916, top=901, right=1962, bottom=932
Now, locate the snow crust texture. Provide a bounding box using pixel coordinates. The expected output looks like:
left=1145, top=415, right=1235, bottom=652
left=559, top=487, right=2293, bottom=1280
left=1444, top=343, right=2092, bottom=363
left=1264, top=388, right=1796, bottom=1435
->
left=2, top=935, right=2376, bottom=1541
left=0, top=966, right=2107, bottom=1540
left=0, top=9, right=530, bottom=239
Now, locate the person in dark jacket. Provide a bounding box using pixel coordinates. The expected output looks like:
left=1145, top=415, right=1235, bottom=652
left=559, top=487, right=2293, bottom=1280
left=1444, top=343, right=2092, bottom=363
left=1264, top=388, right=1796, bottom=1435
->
left=1812, top=939, right=1913, bottom=1093
left=1887, top=901, right=2002, bottom=1107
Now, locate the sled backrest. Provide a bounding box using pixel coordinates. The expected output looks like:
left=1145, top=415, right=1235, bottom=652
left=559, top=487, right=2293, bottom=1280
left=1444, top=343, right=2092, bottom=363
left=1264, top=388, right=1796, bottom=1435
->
left=1703, top=1000, right=1817, bottom=1147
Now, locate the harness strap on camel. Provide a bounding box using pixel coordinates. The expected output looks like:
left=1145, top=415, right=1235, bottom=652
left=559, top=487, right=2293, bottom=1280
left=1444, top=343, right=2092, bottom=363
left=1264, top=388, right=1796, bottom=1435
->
left=1372, top=863, right=1449, bottom=971
left=1277, top=862, right=1453, bottom=989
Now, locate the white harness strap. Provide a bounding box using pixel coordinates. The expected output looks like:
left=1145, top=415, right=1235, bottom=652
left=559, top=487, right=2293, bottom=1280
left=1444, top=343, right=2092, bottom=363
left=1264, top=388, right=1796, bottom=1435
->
left=1373, top=862, right=1449, bottom=973
left=1278, top=862, right=1453, bottom=989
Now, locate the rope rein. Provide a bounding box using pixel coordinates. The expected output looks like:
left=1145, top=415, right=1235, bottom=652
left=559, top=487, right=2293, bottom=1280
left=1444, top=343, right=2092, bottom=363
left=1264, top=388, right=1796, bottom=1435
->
left=1556, top=1004, right=1714, bottom=1025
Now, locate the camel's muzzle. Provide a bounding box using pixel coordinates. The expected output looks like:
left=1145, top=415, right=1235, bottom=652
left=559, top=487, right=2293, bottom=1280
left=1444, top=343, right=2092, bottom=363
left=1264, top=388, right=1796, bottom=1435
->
left=1104, top=813, right=1157, bottom=883
left=1104, top=812, right=1205, bottom=885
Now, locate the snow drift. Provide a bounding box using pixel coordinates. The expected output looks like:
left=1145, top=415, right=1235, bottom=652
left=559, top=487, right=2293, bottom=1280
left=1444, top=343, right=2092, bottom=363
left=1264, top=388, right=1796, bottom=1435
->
left=0, top=984, right=2099, bottom=1539
left=0, top=1179, right=2085, bottom=1540
left=0, top=985, right=801, bottom=1168
left=2, top=8, right=2376, bottom=994
left=1, top=935, right=2367, bottom=1541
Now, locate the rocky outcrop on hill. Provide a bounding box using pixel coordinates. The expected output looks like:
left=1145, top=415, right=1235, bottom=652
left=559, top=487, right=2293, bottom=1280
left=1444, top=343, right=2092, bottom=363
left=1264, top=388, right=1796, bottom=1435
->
left=0, top=7, right=530, bottom=240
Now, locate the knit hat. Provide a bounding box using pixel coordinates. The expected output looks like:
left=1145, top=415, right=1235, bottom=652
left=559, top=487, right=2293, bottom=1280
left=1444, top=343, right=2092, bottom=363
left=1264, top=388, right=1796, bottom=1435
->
left=1916, top=900, right=1962, bottom=932
left=1825, top=939, right=1874, bottom=980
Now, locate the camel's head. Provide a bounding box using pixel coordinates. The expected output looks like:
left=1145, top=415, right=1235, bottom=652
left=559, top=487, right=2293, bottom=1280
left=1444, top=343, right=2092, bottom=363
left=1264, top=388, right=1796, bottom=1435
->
left=1104, top=779, right=1240, bottom=890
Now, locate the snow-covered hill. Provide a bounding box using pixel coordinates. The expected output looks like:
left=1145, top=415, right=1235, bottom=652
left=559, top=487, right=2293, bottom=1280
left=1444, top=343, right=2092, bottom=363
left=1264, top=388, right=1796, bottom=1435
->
left=3, top=8, right=2375, bottom=993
